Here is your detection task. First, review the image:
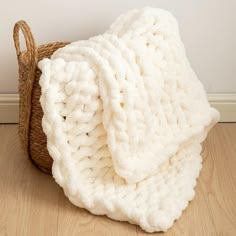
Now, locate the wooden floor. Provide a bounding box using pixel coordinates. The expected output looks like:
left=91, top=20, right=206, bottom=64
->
left=0, top=124, right=235, bottom=236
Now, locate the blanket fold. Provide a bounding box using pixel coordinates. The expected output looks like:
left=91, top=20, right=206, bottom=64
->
left=39, top=7, right=219, bottom=232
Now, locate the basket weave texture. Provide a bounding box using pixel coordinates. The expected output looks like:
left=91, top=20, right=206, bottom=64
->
left=13, top=20, right=69, bottom=173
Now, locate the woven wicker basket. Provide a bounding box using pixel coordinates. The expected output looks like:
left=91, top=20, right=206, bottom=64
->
left=13, top=20, right=69, bottom=174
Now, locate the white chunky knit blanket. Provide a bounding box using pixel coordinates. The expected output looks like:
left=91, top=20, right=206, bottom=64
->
left=39, top=7, right=220, bottom=232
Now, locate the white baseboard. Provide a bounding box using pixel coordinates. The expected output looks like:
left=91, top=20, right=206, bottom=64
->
left=0, top=93, right=235, bottom=123
left=207, top=93, right=236, bottom=122
left=0, top=94, right=19, bottom=123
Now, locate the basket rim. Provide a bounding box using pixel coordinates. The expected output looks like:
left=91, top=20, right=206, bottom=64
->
left=19, top=41, right=70, bottom=60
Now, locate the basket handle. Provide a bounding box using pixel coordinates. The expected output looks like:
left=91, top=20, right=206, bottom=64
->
left=13, top=20, right=37, bottom=70
left=13, top=21, right=38, bottom=163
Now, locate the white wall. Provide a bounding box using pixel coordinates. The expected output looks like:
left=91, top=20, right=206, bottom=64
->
left=0, top=0, right=235, bottom=93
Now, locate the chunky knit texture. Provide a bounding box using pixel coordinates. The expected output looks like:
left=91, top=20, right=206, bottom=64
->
left=39, top=7, right=220, bottom=232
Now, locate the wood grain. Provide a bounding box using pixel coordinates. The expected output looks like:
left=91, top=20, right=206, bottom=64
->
left=0, top=124, right=235, bottom=236
left=200, top=124, right=236, bottom=236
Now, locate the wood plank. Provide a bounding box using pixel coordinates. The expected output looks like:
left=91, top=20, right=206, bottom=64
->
left=200, top=123, right=236, bottom=236
left=0, top=125, right=136, bottom=236
left=136, top=169, right=217, bottom=236
left=0, top=124, right=236, bottom=235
